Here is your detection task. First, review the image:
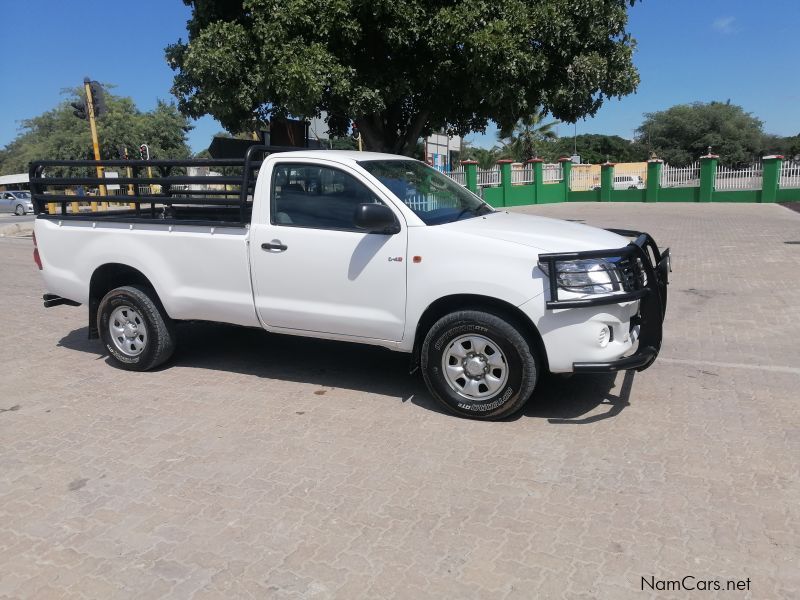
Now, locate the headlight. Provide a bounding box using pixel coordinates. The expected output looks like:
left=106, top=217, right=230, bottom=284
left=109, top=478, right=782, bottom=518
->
left=538, top=258, right=623, bottom=294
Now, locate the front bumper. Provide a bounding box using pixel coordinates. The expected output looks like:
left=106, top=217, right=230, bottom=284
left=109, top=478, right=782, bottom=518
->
left=537, top=229, right=670, bottom=373
left=572, top=345, right=657, bottom=372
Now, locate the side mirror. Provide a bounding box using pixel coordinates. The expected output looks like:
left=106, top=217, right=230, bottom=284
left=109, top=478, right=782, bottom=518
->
left=354, top=203, right=399, bottom=234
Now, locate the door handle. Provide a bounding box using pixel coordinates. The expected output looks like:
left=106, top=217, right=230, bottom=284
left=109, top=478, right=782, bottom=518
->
left=261, top=241, right=288, bottom=252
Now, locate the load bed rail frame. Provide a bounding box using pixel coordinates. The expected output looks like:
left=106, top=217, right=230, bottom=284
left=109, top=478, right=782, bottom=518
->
left=28, top=145, right=298, bottom=227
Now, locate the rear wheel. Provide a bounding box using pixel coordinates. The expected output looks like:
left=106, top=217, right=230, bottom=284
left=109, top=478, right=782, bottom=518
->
left=421, top=310, right=538, bottom=420
left=98, top=285, right=175, bottom=371
left=14, top=204, right=25, bottom=216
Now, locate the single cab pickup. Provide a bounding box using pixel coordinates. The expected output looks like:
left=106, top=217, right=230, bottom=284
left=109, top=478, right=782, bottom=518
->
left=31, top=147, right=670, bottom=419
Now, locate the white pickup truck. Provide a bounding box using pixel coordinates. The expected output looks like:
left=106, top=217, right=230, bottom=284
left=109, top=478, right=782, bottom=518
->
left=30, top=147, right=670, bottom=420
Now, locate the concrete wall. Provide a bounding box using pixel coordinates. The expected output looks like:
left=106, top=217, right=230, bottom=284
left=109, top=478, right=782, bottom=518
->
left=462, top=156, right=800, bottom=207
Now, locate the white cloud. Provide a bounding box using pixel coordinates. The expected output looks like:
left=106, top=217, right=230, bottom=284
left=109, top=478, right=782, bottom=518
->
left=712, top=16, right=738, bottom=34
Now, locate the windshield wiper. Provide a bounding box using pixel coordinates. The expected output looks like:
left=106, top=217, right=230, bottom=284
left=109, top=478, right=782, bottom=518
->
left=477, top=201, right=495, bottom=214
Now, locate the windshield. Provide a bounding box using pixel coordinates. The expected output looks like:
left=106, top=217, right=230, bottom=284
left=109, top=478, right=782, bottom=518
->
left=358, top=160, right=493, bottom=225
left=11, top=192, right=30, bottom=198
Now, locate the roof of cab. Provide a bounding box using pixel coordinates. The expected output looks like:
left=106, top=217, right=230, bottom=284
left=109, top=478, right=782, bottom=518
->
left=266, top=150, right=414, bottom=164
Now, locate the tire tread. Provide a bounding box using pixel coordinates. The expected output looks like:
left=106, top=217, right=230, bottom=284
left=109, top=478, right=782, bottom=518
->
left=421, top=309, right=538, bottom=420
left=98, top=285, right=175, bottom=371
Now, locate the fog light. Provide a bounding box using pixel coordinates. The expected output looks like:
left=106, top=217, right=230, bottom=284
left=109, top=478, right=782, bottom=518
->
left=598, top=325, right=610, bottom=348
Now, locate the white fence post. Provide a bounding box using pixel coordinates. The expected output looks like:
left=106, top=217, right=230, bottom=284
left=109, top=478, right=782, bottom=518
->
left=660, top=162, right=700, bottom=188
left=445, top=166, right=466, bottom=187
left=541, top=163, right=563, bottom=183
left=715, top=162, right=763, bottom=190
left=780, top=160, right=800, bottom=188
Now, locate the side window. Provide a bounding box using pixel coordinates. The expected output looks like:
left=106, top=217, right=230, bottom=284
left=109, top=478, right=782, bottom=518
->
left=271, top=163, right=386, bottom=230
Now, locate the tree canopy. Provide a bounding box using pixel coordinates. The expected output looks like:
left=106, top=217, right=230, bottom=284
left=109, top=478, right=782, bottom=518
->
left=635, top=101, right=765, bottom=166
left=543, top=133, right=647, bottom=163
left=0, top=87, right=192, bottom=175
left=496, top=110, right=559, bottom=162
left=462, top=146, right=502, bottom=169
left=762, top=133, right=800, bottom=160
left=166, top=0, right=641, bottom=156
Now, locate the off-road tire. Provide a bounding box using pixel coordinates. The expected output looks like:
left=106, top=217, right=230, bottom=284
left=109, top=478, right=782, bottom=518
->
left=98, top=285, right=175, bottom=371
left=421, top=310, right=538, bottom=420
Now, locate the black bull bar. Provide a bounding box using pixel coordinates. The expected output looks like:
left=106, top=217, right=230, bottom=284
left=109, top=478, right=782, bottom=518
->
left=536, top=229, right=670, bottom=373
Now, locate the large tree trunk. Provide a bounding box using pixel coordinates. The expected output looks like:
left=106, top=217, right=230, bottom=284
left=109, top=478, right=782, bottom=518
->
left=355, top=110, right=429, bottom=157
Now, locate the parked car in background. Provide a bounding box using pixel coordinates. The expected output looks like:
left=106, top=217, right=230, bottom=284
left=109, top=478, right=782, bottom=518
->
left=591, top=175, right=646, bottom=191
left=1, top=190, right=35, bottom=215
left=613, top=175, right=645, bottom=190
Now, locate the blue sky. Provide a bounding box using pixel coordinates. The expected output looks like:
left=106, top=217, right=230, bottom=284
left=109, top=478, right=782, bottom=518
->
left=1, top=0, right=799, bottom=154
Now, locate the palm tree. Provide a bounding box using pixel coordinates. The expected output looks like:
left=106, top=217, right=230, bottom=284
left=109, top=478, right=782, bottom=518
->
left=461, top=145, right=501, bottom=170
left=497, top=109, right=560, bottom=162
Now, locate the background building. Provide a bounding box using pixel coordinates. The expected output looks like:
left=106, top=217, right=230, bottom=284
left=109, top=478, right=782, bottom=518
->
left=425, top=132, right=462, bottom=171
left=0, top=173, right=29, bottom=191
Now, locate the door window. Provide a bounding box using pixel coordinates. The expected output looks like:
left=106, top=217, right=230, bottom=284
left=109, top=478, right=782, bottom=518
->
left=271, top=164, right=386, bottom=231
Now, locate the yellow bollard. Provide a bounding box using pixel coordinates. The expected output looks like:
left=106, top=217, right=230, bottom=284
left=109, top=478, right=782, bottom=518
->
left=66, top=189, right=79, bottom=215
left=124, top=150, right=136, bottom=210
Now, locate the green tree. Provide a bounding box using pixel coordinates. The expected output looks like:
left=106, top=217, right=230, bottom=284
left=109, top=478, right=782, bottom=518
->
left=762, top=133, right=800, bottom=160
left=461, top=145, right=501, bottom=169
left=542, top=133, right=648, bottom=163
left=782, top=135, right=800, bottom=160
left=166, top=0, right=641, bottom=157
left=496, top=110, right=560, bottom=162
left=635, top=101, right=764, bottom=166
left=328, top=137, right=358, bottom=151
left=0, top=87, right=192, bottom=175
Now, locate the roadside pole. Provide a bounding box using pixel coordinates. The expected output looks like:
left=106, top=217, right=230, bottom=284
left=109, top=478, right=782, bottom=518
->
left=121, top=147, right=136, bottom=210
left=84, top=78, right=106, bottom=211
left=140, top=144, right=154, bottom=196
left=47, top=171, right=57, bottom=216
left=352, top=124, right=363, bottom=151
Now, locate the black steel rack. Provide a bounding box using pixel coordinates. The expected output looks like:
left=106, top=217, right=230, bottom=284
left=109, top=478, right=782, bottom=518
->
left=28, top=145, right=304, bottom=227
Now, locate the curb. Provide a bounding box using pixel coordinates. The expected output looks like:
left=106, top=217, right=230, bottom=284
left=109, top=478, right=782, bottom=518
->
left=0, top=222, right=35, bottom=237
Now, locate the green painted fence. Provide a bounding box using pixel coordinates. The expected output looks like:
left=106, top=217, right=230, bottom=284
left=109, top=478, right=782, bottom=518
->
left=460, top=155, right=800, bottom=207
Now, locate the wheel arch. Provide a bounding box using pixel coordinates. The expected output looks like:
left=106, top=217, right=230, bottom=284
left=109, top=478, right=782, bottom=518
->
left=88, top=263, right=162, bottom=339
left=411, top=294, right=549, bottom=373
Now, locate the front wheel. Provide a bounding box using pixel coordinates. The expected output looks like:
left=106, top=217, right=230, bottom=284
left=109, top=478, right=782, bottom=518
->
left=14, top=204, right=25, bottom=216
left=421, top=310, right=539, bottom=420
left=98, top=285, right=176, bottom=371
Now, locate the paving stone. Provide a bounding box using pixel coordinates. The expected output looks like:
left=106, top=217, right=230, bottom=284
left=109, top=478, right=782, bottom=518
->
left=0, top=203, right=798, bottom=598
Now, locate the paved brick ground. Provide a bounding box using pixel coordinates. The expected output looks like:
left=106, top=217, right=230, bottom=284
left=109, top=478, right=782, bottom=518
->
left=1, top=203, right=798, bottom=599
left=0, top=213, right=36, bottom=228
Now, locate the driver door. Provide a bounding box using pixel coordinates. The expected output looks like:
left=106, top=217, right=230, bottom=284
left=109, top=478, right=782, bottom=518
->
left=249, top=160, right=408, bottom=342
